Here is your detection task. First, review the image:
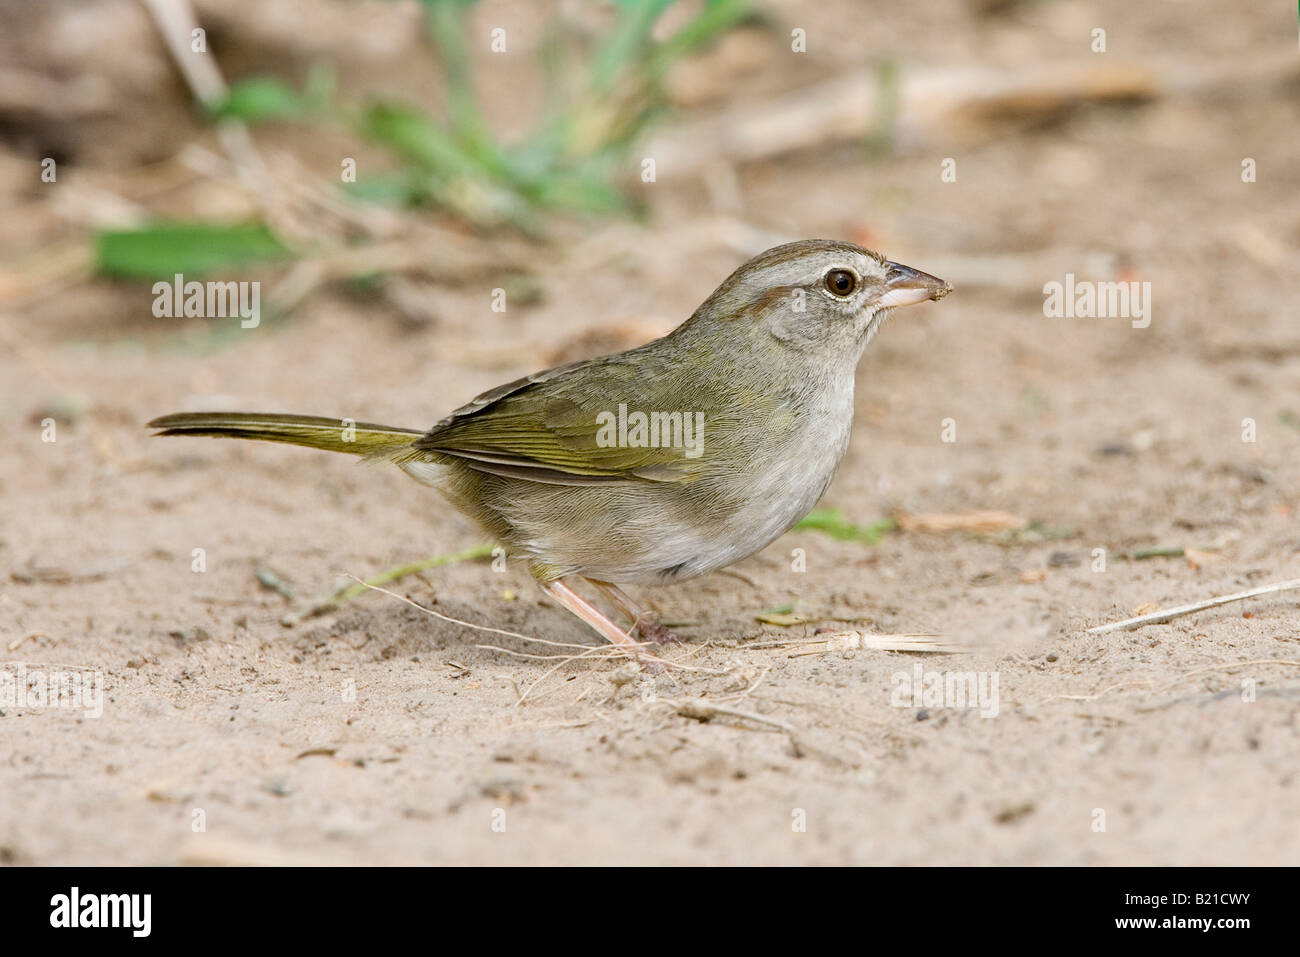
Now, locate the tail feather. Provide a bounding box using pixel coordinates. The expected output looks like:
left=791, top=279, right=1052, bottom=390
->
left=147, top=412, right=422, bottom=459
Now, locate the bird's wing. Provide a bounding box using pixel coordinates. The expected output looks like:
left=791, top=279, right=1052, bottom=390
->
left=408, top=355, right=720, bottom=486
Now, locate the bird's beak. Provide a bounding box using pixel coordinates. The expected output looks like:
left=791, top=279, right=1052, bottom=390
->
left=878, top=261, right=953, bottom=308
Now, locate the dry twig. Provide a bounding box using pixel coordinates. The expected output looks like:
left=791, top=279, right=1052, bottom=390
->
left=750, top=631, right=961, bottom=656
left=1087, top=578, right=1300, bottom=634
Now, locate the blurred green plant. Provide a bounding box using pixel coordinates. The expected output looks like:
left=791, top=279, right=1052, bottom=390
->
left=93, top=1, right=751, bottom=285
left=95, top=222, right=288, bottom=279
left=794, top=508, right=896, bottom=545
left=205, top=66, right=335, bottom=123
left=212, top=0, right=753, bottom=229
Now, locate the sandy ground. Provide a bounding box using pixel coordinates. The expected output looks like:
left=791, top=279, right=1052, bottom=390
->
left=2, top=0, right=1299, bottom=865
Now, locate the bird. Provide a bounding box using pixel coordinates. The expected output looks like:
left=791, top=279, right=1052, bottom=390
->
left=149, top=239, right=951, bottom=660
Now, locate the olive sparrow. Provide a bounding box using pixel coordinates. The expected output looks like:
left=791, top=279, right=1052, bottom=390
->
left=150, top=240, right=951, bottom=656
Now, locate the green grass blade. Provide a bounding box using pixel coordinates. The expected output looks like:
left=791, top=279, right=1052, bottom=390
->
left=794, top=509, right=896, bottom=545
left=95, top=222, right=288, bottom=279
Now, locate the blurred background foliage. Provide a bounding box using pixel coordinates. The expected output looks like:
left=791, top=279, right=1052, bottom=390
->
left=4, top=0, right=1294, bottom=334
left=96, top=0, right=756, bottom=281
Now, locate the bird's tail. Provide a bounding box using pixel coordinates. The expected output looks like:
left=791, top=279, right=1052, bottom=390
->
left=147, top=412, right=422, bottom=459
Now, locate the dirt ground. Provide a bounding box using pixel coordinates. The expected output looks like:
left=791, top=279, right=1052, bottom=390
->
left=2, top=0, right=1299, bottom=865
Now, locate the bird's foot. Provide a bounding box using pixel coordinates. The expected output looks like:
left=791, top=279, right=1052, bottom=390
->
left=635, top=614, right=680, bottom=645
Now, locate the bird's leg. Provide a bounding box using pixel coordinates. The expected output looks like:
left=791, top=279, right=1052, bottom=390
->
left=537, top=578, right=662, bottom=670
left=585, top=579, right=680, bottom=644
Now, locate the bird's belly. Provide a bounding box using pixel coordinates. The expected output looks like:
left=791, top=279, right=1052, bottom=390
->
left=521, top=419, right=850, bottom=584
left=653, top=436, right=845, bottom=582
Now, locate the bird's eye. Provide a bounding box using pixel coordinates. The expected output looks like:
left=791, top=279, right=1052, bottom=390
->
left=825, top=270, right=856, bottom=297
